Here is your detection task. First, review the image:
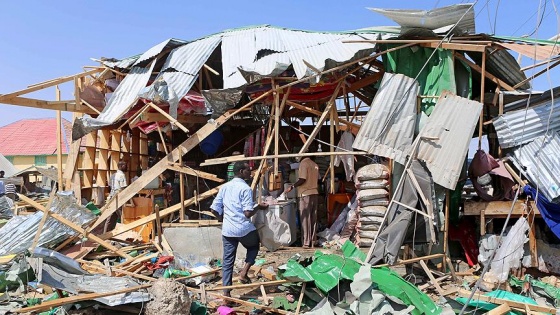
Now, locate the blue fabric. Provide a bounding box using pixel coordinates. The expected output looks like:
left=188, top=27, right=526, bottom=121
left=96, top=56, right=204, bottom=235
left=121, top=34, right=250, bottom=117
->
left=524, top=185, right=560, bottom=239
left=0, top=181, right=5, bottom=195
left=221, top=230, right=260, bottom=290
left=211, top=178, right=256, bottom=237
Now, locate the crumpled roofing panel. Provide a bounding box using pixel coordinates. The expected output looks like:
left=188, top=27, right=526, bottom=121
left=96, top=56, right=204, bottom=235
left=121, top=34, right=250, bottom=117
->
left=221, top=26, right=376, bottom=88
left=417, top=92, right=482, bottom=190
left=352, top=73, right=419, bottom=165
left=513, top=132, right=560, bottom=203
left=368, top=3, right=476, bottom=35
left=0, top=191, right=95, bottom=257
left=73, top=63, right=156, bottom=140
left=493, top=97, right=560, bottom=148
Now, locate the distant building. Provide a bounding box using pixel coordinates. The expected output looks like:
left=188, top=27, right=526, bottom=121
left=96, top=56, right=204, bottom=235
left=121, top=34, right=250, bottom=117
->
left=0, top=118, right=75, bottom=171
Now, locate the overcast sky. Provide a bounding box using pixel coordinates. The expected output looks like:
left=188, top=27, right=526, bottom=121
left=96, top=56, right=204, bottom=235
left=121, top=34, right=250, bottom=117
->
left=0, top=0, right=558, bottom=127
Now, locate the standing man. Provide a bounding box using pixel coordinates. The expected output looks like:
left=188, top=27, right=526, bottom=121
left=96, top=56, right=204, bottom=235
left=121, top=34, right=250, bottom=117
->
left=0, top=171, right=5, bottom=197
left=106, top=160, right=127, bottom=233
left=109, top=160, right=128, bottom=200
left=226, top=151, right=242, bottom=181
left=211, top=161, right=268, bottom=297
left=285, top=157, right=319, bottom=248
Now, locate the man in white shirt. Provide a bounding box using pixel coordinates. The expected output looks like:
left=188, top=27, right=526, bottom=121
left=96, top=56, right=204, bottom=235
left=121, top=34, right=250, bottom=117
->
left=105, top=160, right=127, bottom=233
left=109, top=160, right=128, bottom=200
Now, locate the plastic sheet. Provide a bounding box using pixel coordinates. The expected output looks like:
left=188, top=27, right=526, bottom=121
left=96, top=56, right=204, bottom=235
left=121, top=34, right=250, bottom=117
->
left=278, top=241, right=440, bottom=315
left=485, top=217, right=529, bottom=284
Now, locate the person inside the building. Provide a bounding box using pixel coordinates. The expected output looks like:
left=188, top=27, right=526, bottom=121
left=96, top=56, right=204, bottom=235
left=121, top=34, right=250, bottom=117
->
left=211, top=161, right=268, bottom=297
left=109, top=160, right=128, bottom=200
left=5, top=182, right=16, bottom=201
left=105, top=160, right=128, bottom=233
left=285, top=155, right=319, bottom=248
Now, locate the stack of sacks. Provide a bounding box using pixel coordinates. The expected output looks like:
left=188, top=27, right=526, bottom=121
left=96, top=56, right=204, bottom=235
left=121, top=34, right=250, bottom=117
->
left=355, top=164, right=390, bottom=247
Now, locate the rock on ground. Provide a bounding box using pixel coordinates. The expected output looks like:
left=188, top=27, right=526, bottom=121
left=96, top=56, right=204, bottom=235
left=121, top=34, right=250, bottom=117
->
left=145, top=278, right=191, bottom=315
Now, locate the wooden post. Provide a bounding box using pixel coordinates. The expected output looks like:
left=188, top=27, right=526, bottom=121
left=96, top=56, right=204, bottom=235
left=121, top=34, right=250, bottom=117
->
left=273, top=81, right=280, bottom=175
left=179, top=155, right=185, bottom=221
left=329, top=105, right=335, bottom=194
left=443, top=190, right=450, bottom=272
left=478, top=49, right=486, bottom=149
left=56, top=86, right=63, bottom=186
left=156, top=124, right=169, bottom=155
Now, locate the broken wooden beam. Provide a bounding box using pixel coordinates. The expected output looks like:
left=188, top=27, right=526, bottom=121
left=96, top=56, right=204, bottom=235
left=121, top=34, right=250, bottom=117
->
left=167, top=162, right=224, bottom=183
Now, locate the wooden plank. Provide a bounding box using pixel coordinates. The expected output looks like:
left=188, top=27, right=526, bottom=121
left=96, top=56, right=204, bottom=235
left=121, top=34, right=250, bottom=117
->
left=454, top=53, right=515, bottom=91
left=91, top=90, right=273, bottom=233
left=18, top=194, right=132, bottom=260
left=99, top=186, right=223, bottom=240
left=167, top=163, right=224, bottom=183
left=295, top=282, right=306, bottom=315
left=457, top=289, right=555, bottom=314
left=149, top=103, right=189, bottom=134
left=421, top=42, right=488, bottom=52
left=209, top=280, right=289, bottom=291
left=56, top=87, right=64, bottom=185
left=463, top=200, right=539, bottom=217
left=76, top=259, right=156, bottom=282
left=14, top=284, right=151, bottom=313
left=0, top=96, right=95, bottom=113
left=484, top=302, right=511, bottom=315
left=202, top=151, right=367, bottom=166
left=0, top=68, right=101, bottom=101
left=419, top=260, right=445, bottom=296
left=30, top=188, right=58, bottom=252
left=286, top=100, right=360, bottom=136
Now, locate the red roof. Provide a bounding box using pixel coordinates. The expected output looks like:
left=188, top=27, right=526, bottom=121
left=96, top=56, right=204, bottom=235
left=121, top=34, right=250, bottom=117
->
left=0, top=118, right=74, bottom=156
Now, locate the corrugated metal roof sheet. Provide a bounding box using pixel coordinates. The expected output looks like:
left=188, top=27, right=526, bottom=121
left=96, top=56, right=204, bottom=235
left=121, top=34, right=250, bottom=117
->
left=368, top=3, right=476, bottom=35
left=221, top=26, right=379, bottom=88
left=467, top=47, right=530, bottom=90
left=493, top=96, right=560, bottom=148
left=101, top=56, right=139, bottom=69
left=352, top=73, right=419, bottom=165
left=73, top=63, right=156, bottom=140
left=132, top=38, right=186, bottom=66
left=513, top=132, right=560, bottom=203
left=158, top=35, right=222, bottom=101
left=417, top=91, right=482, bottom=190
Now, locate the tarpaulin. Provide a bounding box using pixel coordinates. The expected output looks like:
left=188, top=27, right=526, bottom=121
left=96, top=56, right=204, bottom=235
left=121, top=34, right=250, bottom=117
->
left=524, top=185, right=560, bottom=239
left=510, top=275, right=560, bottom=307
left=278, top=241, right=440, bottom=315
left=456, top=290, right=538, bottom=314
left=368, top=160, right=436, bottom=266
left=382, top=45, right=458, bottom=115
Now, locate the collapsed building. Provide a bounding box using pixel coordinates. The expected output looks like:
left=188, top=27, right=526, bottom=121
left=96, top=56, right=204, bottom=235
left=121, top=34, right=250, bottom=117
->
left=1, top=3, right=560, bottom=314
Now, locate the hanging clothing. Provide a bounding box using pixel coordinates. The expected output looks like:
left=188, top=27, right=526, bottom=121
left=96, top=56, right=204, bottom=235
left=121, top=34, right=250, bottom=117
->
left=469, top=150, right=515, bottom=201
left=334, top=131, right=356, bottom=182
